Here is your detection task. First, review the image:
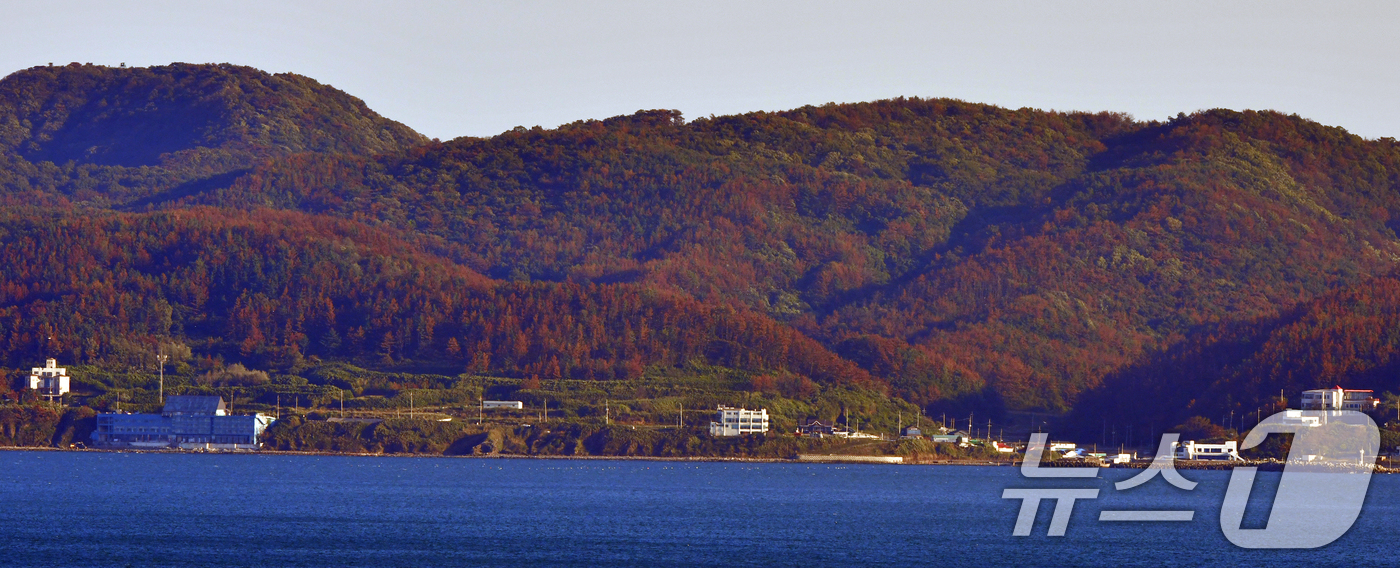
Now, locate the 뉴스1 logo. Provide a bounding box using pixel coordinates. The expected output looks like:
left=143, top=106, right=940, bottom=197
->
left=1002, top=410, right=1379, bottom=548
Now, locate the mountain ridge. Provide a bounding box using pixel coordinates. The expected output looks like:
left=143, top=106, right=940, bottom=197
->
left=2, top=64, right=1399, bottom=433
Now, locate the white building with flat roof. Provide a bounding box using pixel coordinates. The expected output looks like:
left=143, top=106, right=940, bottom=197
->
left=1173, top=440, right=1242, bottom=461
left=29, top=358, right=70, bottom=400
left=710, top=405, right=769, bottom=436
left=1301, top=387, right=1378, bottom=411
left=1279, top=409, right=1322, bottom=427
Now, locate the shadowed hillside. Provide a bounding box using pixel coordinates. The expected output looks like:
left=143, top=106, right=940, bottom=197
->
left=1072, top=272, right=1400, bottom=437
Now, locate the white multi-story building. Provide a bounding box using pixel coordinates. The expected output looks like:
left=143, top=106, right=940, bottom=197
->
left=1172, top=440, right=1242, bottom=461
left=709, top=405, right=769, bottom=436
left=1300, top=387, right=1379, bottom=411
left=29, top=358, right=70, bottom=400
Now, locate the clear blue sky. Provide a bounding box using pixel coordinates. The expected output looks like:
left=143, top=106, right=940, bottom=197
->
left=4, top=1, right=1397, bottom=141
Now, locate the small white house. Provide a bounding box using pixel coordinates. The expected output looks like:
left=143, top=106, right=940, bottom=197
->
left=709, top=405, right=769, bottom=436
left=1279, top=409, right=1322, bottom=427
left=29, top=358, right=70, bottom=400
left=1173, top=440, right=1242, bottom=461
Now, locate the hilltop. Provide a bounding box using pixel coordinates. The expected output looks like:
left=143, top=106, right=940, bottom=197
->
left=0, top=62, right=425, bottom=207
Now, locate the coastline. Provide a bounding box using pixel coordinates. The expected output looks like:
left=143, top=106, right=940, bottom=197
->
left=0, top=444, right=1010, bottom=465
left=5, top=445, right=1395, bottom=472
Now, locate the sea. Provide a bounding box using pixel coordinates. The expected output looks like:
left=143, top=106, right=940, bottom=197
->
left=0, top=451, right=1392, bottom=567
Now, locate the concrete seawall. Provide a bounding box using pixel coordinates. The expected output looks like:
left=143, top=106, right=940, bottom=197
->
left=798, top=454, right=904, bottom=464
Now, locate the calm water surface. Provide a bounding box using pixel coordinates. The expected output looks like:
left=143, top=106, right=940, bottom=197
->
left=0, top=451, right=1392, bottom=567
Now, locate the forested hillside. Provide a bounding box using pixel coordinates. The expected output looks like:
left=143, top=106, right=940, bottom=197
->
left=3, top=63, right=1399, bottom=431
left=0, top=62, right=424, bottom=208
left=0, top=208, right=867, bottom=390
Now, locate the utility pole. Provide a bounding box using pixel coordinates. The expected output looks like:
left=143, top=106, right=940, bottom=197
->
left=409, top=392, right=414, bottom=419
left=156, top=348, right=168, bottom=404
left=605, top=399, right=610, bottom=426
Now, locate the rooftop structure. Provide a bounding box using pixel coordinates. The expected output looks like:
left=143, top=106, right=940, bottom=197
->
left=28, top=358, right=70, bottom=401
left=710, top=405, right=769, bottom=436
left=161, top=395, right=227, bottom=416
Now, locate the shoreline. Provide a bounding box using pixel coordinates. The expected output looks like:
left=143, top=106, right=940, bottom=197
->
left=0, top=445, right=1013, bottom=465
left=6, top=446, right=1394, bottom=472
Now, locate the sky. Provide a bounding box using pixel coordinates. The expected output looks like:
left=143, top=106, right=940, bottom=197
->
left=3, top=1, right=1397, bottom=141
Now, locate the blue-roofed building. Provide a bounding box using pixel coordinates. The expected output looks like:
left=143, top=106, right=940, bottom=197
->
left=161, top=395, right=227, bottom=416
left=92, top=395, right=273, bottom=450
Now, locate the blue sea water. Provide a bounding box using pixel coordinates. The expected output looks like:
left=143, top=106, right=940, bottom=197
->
left=0, top=451, right=1392, bottom=567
